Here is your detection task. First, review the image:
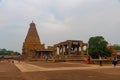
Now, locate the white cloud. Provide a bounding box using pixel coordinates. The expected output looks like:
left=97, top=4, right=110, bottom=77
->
left=57, top=0, right=101, bottom=10
left=41, top=22, right=68, bottom=32
left=40, top=14, right=70, bottom=33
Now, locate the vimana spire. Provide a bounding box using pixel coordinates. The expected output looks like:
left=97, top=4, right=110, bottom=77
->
left=22, top=21, right=45, bottom=58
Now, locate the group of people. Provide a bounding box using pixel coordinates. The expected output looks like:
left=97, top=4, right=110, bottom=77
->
left=6, top=59, right=14, bottom=64
left=99, top=56, right=118, bottom=67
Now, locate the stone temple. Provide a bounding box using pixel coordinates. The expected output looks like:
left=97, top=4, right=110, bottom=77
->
left=22, top=21, right=88, bottom=61
left=22, top=21, right=45, bottom=58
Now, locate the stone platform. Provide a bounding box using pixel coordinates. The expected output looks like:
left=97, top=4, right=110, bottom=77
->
left=14, top=61, right=120, bottom=72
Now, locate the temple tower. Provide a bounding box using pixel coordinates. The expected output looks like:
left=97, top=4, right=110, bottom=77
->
left=22, top=21, right=45, bottom=58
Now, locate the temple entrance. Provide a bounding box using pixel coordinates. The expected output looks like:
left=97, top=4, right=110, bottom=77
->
left=35, top=50, right=54, bottom=59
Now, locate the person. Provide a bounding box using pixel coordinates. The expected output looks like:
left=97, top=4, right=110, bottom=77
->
left=84, top=57, right=87, bottom=64
left=112, top=56, right=118, bottom=67
left=45, top=56, right=48, bottom=63
left=12, top=59, right=14, bottom=63
left=8, top=59, right=10, bottom=64
left=87, top=56, right=91, bottom=64
left=99, top=56, right=102, bottom=66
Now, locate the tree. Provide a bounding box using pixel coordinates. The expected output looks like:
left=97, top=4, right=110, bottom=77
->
left=88, top=36, right=111, bottom=58
left=113, top=44, right=120, bottom=50
left=0, top=48, right=20, bottom=55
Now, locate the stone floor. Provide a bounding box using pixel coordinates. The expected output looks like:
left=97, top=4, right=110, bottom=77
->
left=14, top=61, right=120, bottom=72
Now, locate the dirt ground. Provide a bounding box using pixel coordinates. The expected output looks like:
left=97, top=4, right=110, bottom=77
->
left=0, top=61, right=120, bottom=80
left=0, top=62, right=25, bottom=80
left=24, top=61, right=120, bottom=80
left=22, top=69, right=120, bottom=80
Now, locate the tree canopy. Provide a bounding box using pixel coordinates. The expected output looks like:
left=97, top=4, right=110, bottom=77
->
left=0, top=48, right=20, bottom=55
left=88, top=36, right=111, bottom=58
left=113, top=44, right=120, bottom=50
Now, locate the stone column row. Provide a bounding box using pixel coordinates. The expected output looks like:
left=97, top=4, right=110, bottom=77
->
left=55, top=42, right=88, bottom=56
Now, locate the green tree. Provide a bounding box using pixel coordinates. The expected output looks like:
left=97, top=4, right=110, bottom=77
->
left=0, top=48, right=7, bottom=55
left=88, top=36, right=111, bottom=58
left=113, top=44, right=120, bottom=50
left=0, top=48, right=20, bottom=55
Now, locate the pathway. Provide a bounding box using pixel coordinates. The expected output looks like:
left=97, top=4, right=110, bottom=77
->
left=14, top=61, right=120, bottom=72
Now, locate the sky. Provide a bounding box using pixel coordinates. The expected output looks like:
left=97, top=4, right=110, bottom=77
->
left=0, top=0, right=120, bottom=53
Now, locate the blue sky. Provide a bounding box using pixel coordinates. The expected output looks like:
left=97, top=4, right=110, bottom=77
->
left=0, top=0, right=120, bottom=53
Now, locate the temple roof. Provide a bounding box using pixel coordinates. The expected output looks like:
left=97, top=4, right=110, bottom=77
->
left=24, top=22, right=41, bottom=44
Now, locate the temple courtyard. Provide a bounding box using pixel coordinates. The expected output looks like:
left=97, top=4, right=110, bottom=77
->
left=0, top=61, right=120, bottom=80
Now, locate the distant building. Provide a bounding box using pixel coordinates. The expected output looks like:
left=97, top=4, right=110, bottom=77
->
left=108, top=44, right=120, bottom=58
left=112, top=50, right=120, bottom=56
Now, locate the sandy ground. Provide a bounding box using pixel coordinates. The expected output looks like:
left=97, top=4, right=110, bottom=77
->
left=0, top=60, right=120, bottom=80
left=0, top=62, right=25, bottom=80
left=22, top=69, right=120, bottom=80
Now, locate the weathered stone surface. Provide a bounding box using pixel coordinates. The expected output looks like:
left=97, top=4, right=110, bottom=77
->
left=22, top=21, right=45, bottom=58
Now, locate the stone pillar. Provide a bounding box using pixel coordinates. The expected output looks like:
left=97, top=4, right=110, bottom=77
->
left=59, top=46, right=61, bottom=55
left=60, top=46, right=62, bottom=55
left=64, top=45, right=67, bottom=55
left=68, top=42, right=71, bottom=55
left=57, top=46, right=59, bottom=54
left=80, top=43, right=84, bottom=56
left=77, top=47, right=79, bottom=55
left=61, top=44, right=64, bottom=55
left=63, top=45, right=65, bottom=55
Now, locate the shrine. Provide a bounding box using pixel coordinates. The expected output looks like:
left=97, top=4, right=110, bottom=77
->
left=22, top=21, right=54, bottom=59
